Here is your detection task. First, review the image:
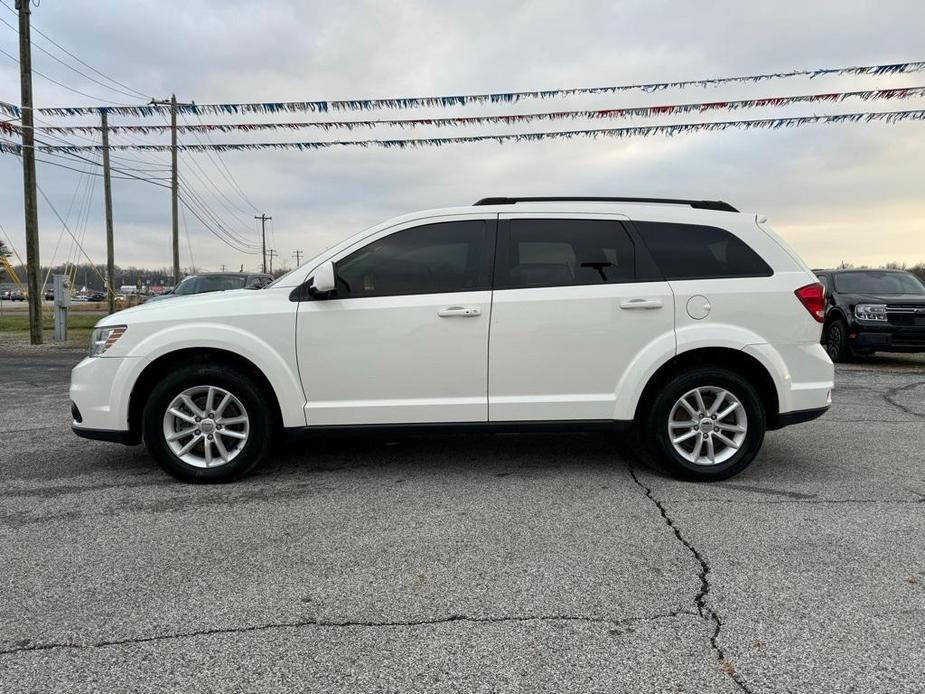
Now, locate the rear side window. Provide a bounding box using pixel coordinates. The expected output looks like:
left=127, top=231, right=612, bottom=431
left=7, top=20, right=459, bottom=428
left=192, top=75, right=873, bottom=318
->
left=334, top=220, right=492, bottom=298
left=496, top=219, right=636, bottom=289
left=635, top=221, right=772, bottom=280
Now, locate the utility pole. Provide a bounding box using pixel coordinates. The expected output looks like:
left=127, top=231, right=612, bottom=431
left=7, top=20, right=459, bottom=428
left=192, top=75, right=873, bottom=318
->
left=267, top=249, right=277, bottom=274
left=100, top=108, right=115, bottom=314
left=254, top=213, right=271, bottom=273
left=170, top=94, right=179, bottom=283
left=293, top=250, right=303, bottom=266
left=16, top=0, right=41, bottom=344
left=150, top=94, right=190, bottom=283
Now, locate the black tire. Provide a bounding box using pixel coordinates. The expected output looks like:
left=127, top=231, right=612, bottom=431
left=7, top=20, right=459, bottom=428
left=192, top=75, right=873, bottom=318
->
left=823, top=318, right=852, bottom=363
left=143, top=363, right=274, bottom=483
left=643, top=367, right=766, bottom=481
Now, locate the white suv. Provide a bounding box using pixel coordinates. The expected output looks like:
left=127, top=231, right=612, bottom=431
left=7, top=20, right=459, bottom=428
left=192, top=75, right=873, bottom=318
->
left=71, top=197, right=833, bottom=483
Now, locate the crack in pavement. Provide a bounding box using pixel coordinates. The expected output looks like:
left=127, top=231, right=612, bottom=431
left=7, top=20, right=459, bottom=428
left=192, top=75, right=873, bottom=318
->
left=883, top=380, right=925, bottom=419
left=0, top=610, right=695, bottom=657
left=630, top=467, right=754, bottom=694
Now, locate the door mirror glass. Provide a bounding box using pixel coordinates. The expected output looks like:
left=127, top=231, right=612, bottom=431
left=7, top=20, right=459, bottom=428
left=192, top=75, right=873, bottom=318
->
left=312, top=261, right=337, bottom=293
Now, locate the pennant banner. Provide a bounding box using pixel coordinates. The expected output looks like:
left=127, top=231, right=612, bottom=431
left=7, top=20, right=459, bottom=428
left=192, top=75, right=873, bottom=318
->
left=25, top=87, right=925, bottom=136
left=31, top=60, right=925, bottom=118
left=0, top=101, right=19, bottom=118
left=17, top=110, right=923, bottom=155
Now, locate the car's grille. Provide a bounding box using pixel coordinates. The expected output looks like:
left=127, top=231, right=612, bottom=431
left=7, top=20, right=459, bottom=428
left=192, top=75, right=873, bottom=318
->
left=886, top=305, right=925, bottom=326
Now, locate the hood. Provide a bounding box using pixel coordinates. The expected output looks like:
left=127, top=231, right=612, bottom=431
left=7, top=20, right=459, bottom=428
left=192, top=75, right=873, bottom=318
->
left=840, top=293, right=925, bottom=305
left=98, top=288, right=262, bottom=325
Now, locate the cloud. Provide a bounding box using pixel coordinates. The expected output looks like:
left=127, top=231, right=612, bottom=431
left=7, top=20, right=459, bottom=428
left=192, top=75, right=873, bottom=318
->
left=0, top=0, right=923, bottom=273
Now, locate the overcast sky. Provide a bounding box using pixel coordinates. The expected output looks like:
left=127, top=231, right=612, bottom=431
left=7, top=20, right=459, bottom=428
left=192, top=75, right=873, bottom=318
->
left=1, top=0, right=924, bottom=276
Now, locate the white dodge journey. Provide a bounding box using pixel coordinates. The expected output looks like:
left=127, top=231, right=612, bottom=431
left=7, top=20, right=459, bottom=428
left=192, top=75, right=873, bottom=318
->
left=71, top=197, right=834, bottom=483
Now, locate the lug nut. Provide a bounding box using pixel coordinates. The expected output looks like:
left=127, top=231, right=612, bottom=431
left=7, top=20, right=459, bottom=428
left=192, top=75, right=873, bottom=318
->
left=194, top=429, right=200, bottom=435
left=195, top=416, right=201, bottom=422
left=702, top=433, right=709, bottom=439
left=207, top=434, right=213, bottom=440
left=216, top=424, right=223, bottom=430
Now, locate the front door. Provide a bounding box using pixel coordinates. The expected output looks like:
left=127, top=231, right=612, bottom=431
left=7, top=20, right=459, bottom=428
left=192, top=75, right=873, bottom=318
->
left=488, top=213, right=675, bottom=422
left=296, top=216, right=495, bottom=426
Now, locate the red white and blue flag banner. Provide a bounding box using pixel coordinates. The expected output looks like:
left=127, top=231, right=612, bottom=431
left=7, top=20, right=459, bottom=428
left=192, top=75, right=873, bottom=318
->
left=9, top=109, right=922, bottom=154
left=2, top=60, right=920, bottom=119
left=18, top=86, right=925, bottom=135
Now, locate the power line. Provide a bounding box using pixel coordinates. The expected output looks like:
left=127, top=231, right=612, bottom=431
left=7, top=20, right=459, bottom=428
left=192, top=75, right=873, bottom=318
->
left=189, top=111, right=259, bottom=213
left=0, top=45, right=138, bottom=107
left=35, top=182, right=109, bottom=290
left=177, top=191, right=260, bottom=255
left=0, top=14, right=151, bottom=101
left=178, top=174, right=260, bottom=248
left=0, top=0, right=151, bottom=100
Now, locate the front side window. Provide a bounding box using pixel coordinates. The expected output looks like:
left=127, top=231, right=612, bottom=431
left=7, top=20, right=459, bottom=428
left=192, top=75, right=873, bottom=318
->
left=635, top=221, right=773, bottom=280
left=496, top=219, right=636, bottom=289
left=334, top=221, right=491, bottom=298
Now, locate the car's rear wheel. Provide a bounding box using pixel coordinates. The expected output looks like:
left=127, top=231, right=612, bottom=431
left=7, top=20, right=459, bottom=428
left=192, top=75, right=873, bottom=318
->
left=643, top=367, right=766, bottom=481
left=143, top=364, right=273, bottom=482
left=824, top=318, right=853, bottom=363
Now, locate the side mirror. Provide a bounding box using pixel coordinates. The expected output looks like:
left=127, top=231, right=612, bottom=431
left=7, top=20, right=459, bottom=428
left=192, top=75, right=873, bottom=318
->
left=312, top=260, right=337, bottom=293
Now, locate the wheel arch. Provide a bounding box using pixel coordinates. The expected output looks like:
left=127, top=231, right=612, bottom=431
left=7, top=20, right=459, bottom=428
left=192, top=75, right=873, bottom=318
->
left=633, top=347, right=780, bottom=426
left=824, top=306, right=849, bottom=327
left=128, top=347, right=285, bottom=442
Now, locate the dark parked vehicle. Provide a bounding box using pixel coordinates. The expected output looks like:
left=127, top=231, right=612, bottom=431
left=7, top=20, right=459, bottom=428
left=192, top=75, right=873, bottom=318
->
left=146, top=272, right=272, bottom=303
left=814, top=269, right=925, bottom=361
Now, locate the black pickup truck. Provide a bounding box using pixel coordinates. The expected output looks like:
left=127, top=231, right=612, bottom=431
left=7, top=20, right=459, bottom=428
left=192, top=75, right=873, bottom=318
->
left=813, top=269, right=925, bottom=362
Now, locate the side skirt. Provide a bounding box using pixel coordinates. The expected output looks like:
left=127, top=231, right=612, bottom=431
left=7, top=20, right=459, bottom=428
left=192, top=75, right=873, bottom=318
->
left=285, top=419, right=634, bottom=438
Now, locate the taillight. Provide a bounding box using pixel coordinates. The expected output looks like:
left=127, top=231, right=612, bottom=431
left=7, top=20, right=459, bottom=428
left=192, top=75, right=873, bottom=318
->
left=794, top=283, right=825, bottom=323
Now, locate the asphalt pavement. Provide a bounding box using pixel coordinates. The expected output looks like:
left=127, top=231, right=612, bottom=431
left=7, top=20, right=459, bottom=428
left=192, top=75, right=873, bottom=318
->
left=0, top=349, right=923, bottom=693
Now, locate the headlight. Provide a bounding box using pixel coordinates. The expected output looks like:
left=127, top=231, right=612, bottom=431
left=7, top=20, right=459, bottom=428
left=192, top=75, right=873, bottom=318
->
left=89, top=325, right=127, bottom=357
left=854, top=303, right=887, bottom=322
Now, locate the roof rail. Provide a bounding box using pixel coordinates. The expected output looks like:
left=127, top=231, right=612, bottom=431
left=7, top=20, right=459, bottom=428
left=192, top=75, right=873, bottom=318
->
left=472, top=196, right=739, bottom=212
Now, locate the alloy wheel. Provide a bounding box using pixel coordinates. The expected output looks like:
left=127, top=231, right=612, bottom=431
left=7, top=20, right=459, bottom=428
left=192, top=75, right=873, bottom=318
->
left=667, top=386, right=748, bottom=466
left=162, top=385, right=250, bottom=468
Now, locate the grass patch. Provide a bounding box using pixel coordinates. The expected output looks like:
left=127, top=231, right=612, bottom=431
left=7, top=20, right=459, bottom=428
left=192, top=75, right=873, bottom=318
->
left=0, top=312, right=102, bottom=343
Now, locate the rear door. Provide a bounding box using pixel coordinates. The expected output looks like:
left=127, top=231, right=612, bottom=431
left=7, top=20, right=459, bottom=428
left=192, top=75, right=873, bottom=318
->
left=488, top=213, right=675, bottom=422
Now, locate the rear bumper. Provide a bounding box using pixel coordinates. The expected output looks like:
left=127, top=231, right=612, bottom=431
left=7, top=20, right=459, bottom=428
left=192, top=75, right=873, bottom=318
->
left=768, top=405, right=830, bottom=430
left=743, top=342, right=834, bottom=415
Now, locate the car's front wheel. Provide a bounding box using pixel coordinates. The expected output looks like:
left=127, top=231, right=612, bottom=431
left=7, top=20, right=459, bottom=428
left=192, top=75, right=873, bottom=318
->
left=643, top=367, right=766, bottom=481
left=143, top=364, right=273, bottom=482
left=824, top=318, right=853, bottom=363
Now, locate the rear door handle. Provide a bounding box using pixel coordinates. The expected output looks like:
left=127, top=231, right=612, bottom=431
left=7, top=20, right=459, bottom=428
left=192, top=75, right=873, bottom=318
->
left=438, top=306, right=481, bottom=317
left=619, top=298, right=663, bottom=310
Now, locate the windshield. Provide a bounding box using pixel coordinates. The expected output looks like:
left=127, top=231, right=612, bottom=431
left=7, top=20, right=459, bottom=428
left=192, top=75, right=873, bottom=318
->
left=173, top=275, right=249, bottom=295
left=833, top=271, right=925, bottom=295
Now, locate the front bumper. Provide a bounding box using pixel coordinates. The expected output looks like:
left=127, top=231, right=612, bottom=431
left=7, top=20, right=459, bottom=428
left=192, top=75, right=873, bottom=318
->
left=70, top=355, right=143, bottom=439
left=850, top=323, right=925, bottom=352
left=72, top=425, right=139, bottom=444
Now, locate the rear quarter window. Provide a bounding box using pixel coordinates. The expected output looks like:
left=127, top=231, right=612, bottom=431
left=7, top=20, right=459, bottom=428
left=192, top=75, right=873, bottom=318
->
left=634, top=221, right=773, bottom=280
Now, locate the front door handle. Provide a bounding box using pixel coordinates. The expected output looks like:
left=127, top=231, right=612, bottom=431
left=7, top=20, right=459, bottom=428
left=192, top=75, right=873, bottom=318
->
left=619, top=298, right=663, bottom=310
left=438, top=306, right=481, bottom=317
